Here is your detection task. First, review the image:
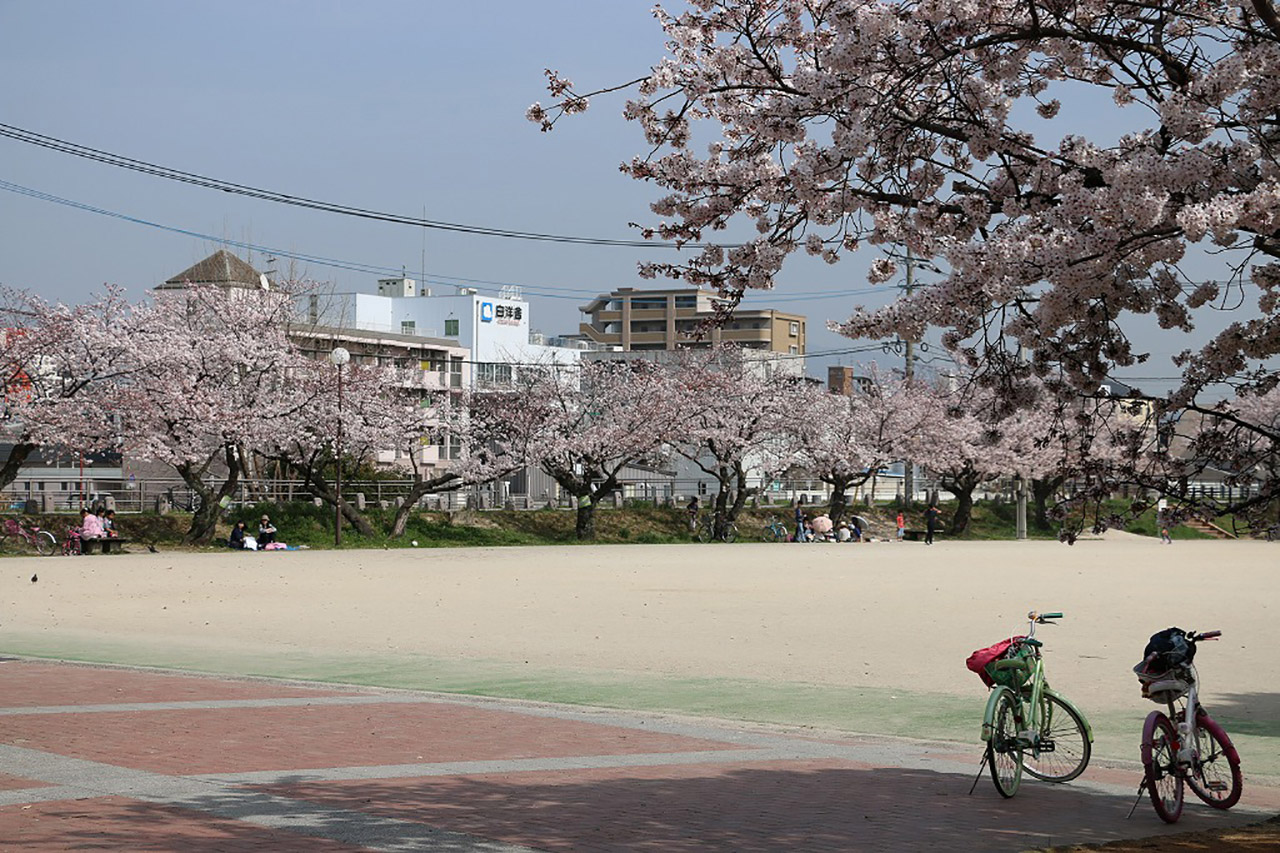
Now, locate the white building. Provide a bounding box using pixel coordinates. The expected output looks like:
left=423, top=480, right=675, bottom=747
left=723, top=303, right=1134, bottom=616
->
left=303, top=277, right=598, bottom=386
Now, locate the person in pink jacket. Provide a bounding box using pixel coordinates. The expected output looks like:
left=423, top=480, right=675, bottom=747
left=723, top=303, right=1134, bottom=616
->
left=80, top=508, right=104, bottom=540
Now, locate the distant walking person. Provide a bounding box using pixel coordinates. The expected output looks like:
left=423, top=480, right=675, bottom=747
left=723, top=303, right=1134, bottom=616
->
left=896, top=511, right=905, bottom=541
left=686, top=496, right=700, bottom=533
left=924, top=505, right=941, bottom=545
left=794, top=504, right=807, bottom=543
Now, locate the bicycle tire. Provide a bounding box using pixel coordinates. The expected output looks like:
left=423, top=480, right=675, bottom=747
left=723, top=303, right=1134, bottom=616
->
left=989, top=691, right=1023, bottom=798
left=0, top=533, right=10, bottom=555
left=696, top=523, right=711, bottom=544
left=1143, top=710, right=1184, bottom=823
left=35, top=530, right=57, bottom=556
left=1186, top=710, right=1243, bottom=809
left=722, top=523, right=738, bottom=543
left=1021, top=693, right=1091, bottom=783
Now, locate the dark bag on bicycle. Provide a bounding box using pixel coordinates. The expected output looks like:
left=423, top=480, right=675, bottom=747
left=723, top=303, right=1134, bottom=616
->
left=1141, top=627, right=1194, bottom=674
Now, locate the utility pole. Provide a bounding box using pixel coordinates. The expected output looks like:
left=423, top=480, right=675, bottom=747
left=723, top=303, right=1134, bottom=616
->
left=902, top=247, right=916, bottom=506
left=1015, top=343, right=1028, bottom=539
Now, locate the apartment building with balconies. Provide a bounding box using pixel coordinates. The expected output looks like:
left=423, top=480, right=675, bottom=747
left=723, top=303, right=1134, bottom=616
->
left=578, top=287, right=806, bottom=357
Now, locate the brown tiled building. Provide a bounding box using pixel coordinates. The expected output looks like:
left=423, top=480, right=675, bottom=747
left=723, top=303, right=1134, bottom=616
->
left=578, top=287, right=806, bottom=355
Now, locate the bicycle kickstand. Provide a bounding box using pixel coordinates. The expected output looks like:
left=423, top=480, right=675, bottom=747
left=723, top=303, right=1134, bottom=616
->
left=1125, top=779, right=1147, bottom=819
left=968, top=745, right=992, bottom=795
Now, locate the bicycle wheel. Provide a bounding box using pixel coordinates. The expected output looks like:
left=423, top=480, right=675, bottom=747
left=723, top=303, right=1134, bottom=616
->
left=35, top=530, right=57, bottom=556
left=989, top=691, right=1023, bottom=798
left=722, top=523, right=738, bottom=543
left=1186, top=711, right=1243, bottom=809
left=1022, top=693, right=1091, bottom=782
left=0, top=533, right=10, bottom=554
left=1143, top=711, right=1184, bottom=823
left=696, top=522, right=711, bottom=543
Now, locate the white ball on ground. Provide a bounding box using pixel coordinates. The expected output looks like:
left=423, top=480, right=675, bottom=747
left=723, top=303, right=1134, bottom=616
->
left=411, top=540, right=419, bottom=547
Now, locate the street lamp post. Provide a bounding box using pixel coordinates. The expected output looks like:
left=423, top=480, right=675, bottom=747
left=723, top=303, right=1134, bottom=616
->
left=329, top=347, right=350, bottom=547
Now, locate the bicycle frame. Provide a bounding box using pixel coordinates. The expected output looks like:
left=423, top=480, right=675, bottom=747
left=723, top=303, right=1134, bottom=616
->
left=980, top=614, right=1094, bottom=750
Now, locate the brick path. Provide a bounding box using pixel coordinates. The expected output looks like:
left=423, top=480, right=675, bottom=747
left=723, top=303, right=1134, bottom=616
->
left=0, top=660, right=1274, bottom=851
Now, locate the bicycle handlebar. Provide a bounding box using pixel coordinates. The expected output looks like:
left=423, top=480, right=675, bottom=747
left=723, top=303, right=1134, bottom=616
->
left=1027, top=610, right=1063, bottom=623
left=1191, top=629, right=1222, bottom=641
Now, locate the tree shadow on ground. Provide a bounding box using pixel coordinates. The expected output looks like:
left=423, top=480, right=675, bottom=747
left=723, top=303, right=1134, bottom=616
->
left=2, top=766, right=1263, bottom=851
left=226, top=764, right=1261, bottom=852
left=1203, top=692, right=1280, bottom=739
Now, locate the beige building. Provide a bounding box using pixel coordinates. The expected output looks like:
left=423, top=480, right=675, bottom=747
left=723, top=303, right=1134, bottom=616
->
left=578, top=287, right=806, bottom=355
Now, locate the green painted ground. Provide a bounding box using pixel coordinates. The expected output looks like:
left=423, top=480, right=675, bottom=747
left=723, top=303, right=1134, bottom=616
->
left=7, top=634, right=1276, bottom=781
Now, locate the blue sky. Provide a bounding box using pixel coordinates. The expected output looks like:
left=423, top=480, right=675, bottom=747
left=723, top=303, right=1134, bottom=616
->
left=0, top=1, right=1252, bottom=391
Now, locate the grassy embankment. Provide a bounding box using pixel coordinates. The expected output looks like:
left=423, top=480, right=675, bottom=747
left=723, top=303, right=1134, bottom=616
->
left=4, top=497, right=1212, bottom=552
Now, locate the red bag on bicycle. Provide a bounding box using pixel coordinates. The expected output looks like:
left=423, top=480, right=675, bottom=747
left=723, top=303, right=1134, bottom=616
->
left=966, top=637, right=1023, bottom=688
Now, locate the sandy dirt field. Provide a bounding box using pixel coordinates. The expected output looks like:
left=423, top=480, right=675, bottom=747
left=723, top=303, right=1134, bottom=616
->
left=4, top=534, right=1277, bottom=775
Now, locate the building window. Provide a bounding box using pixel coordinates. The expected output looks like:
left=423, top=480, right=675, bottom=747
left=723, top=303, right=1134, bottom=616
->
left=401, top=320, right=416, bottom=336
left=445, top=319, right=459, bottom=336
left=789, top=321, right=799, bottom=336
left=789, top=345, right=798, bottom=355
left=450, top=356, right=463, bottom=388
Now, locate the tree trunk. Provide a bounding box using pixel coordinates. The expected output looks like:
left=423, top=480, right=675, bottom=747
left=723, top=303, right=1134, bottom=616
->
left=574, top=498, right=596, bottom=540
left=827, top=478, right=848, bottom=527
left=0, top=440, right=34, bottom=493
left=286, top=457, right=377, bottom=538
left=389, top=472, right=461, bottom=538
left=1031, top=476, right=1064, bottom=530
left=178, top=447, right=242, bottom=545
left=950, top=487, right=975, bottom=536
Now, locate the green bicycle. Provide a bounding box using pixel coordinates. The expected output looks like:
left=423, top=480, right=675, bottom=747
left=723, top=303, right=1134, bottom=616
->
left=969, top=610, right=1094, bottom=798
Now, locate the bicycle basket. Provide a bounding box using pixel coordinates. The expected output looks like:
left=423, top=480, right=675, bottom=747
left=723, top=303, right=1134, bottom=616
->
left=988, top=641, right=1037, bottom=689
left=1134, top=658, right=1192, bottom=704
left=966, top=637, right=1032, bottom=689
left=2, top=518, right=20, bottom=535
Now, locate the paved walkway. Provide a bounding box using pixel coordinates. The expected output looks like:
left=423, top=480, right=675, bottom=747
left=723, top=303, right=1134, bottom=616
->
left=0, top=659, right=1274, bottom=851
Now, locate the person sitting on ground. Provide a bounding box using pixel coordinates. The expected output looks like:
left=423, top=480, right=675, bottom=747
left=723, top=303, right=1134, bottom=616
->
left=836, top=522, right=852, bottom=543
left=850, top=520, right=863, bottom=542
left=258, top=514, right=277, bottom=546
left=811, top=513, right=834, bottom=541
left=228, top=521, right=247, bottom=550
left=80, top=507, right=104, bottom=541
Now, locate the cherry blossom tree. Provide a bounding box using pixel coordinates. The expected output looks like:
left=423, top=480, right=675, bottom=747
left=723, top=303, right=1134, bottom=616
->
left=789, top=367, right=946, bottom=525
left=533, top=0, right=1280, bottom=528
left=0, top=286, right=137, bottom=493
left=665, top=351, right=804, bottom=538
left=106, top=284, right=314, bottom=544
left=925, top=379, right=1061, bottom=536
left=475, top=359, right=678, bottom=540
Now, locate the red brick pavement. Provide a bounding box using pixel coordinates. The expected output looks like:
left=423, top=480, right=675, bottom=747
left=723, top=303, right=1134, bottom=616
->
left=1, top=796, right=368, bottom=852
left=0, top=659, right=1272, bottom=852
left=1, top=701, right=739, bottom=776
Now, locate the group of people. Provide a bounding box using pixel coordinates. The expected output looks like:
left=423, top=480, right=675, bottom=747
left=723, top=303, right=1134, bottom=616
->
left=76, top=507, right=119, bottom=542
left=795, top=505, right=944, bottom=544
left=228, top=515, right=280, bottom=550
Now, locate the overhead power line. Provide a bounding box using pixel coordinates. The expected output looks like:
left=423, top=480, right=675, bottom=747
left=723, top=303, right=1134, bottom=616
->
left=0, top=177, right=895, bottom=305
left=0, top=121, right=722, bottom=249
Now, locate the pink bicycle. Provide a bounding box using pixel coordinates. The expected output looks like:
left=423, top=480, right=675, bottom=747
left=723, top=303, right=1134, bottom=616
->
left=1132, top=627, right=1243, bottom=823
left=0, top=517, right=57, bottom=556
